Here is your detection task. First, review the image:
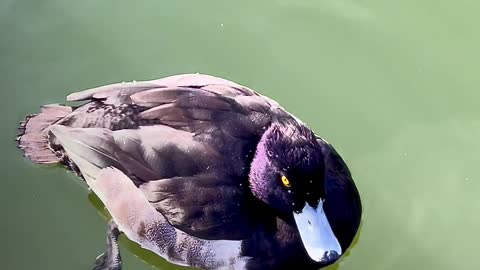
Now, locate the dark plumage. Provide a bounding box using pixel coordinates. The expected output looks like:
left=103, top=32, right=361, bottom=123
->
left=17, top=74, right=362, bottom=270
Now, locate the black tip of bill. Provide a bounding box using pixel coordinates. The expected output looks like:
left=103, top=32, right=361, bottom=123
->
left=322, top=250, right=340, bottom=264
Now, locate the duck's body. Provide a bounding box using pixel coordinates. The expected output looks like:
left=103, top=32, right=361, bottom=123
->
left=17, top=74, right=361, bottom=270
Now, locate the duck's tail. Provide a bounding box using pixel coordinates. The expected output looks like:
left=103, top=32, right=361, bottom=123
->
left=17, top=104, right=73, bottom=164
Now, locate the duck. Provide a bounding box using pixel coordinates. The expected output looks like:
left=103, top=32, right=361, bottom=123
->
left=17, top=74, right=362, bottom=270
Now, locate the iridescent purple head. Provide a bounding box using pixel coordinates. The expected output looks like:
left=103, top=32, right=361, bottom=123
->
left=249, top=120, right=342, bottom=264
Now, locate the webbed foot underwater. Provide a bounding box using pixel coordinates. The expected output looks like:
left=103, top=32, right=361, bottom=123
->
left=17, top=74, right=362, bottom=270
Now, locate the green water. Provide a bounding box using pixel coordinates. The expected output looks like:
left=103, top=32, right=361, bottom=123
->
left=2, top=0, right=480, bottom=269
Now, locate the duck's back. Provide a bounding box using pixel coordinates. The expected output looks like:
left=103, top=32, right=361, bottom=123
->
left=18, top=74, right=293, bottom=241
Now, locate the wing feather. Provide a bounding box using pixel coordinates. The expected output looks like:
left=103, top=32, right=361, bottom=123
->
left=67, top=74, right=257, bottom=103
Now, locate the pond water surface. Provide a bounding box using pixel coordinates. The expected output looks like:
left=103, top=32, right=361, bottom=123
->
left=2, top=1, right=480, bottom=269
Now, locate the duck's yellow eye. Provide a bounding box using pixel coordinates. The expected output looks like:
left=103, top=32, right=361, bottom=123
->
left=281, top=175, right=291, bottom=188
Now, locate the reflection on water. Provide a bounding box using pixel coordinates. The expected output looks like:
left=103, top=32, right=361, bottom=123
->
left=2, top=0, right=480, bottom=269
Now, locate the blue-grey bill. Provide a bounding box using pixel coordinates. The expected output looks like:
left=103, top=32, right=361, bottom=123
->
left=293, top=201, right=342, bottom=262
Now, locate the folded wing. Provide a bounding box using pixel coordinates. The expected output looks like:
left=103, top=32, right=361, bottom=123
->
left=51, top=74, right=293, bottom=240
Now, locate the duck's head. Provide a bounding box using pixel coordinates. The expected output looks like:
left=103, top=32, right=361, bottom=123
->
left=249, top=120, right=341, bottom=265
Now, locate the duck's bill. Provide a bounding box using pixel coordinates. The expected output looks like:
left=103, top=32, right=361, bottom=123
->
left=293, top=201, right=342, bottom=263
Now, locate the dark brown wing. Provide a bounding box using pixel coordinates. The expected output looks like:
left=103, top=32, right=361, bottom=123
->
left=51, top=74, right=293, bottom=240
